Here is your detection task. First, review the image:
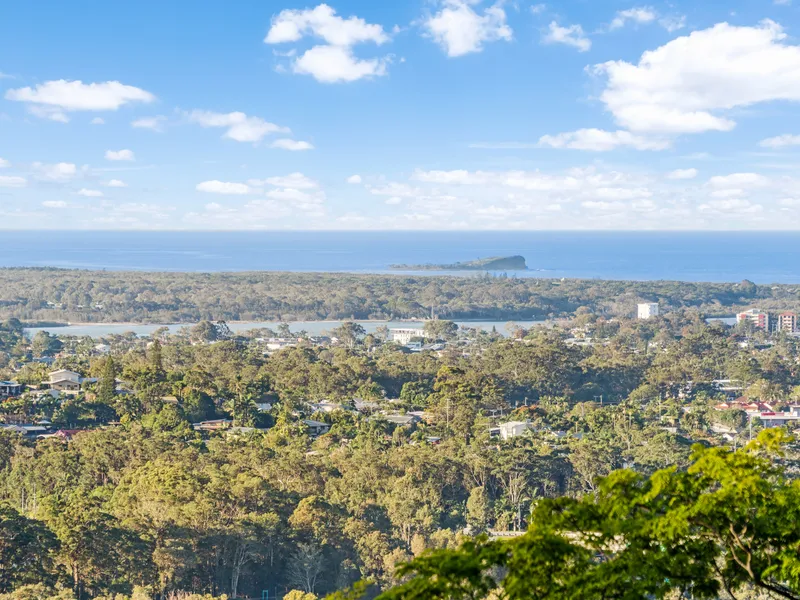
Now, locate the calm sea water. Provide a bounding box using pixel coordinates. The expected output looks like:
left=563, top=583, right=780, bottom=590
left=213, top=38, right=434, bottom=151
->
left=2, top=230, right=800, bottom=283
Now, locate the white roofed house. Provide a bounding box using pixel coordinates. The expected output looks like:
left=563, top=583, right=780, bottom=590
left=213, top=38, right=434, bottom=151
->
left=47, top=370, right=85, bottom=394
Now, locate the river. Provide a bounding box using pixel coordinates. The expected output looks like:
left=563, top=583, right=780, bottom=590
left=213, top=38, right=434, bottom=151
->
left=24, top=319, right=545, bottom=339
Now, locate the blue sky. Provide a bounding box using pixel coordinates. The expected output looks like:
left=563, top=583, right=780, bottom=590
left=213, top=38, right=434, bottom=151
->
left=2, top=0, right=800, bottom=230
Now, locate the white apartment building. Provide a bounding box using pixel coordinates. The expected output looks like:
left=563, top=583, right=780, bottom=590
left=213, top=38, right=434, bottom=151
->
left=637, top=303, right=659, bottom=319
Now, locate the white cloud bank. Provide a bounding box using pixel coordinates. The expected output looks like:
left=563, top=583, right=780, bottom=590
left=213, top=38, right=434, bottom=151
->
left=5, top=80, right=154, bottom=122
left=188, top=110, right=289, bottom=143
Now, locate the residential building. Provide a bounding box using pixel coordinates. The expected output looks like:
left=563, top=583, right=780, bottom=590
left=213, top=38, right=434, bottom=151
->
left=0, top=381, right=22, bottom=398
left=489, top=420, right=533, bottom=440
left=777, top=311, right=797, bottom=333
left=390, top=328, right=424, bottom=345
left=637, top=303, right=659, bottom=320
left=47, top=370, right=82, bottom=393
left=303, top=419, right=330, bottom=436
left=737, top=309, right=769, bottom=329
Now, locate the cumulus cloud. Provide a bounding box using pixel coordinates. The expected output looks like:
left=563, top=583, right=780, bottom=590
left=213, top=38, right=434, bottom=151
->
left=265, top=3, right=388, bottom=45
left=196, top=180, right=254, bottom=195
left=759, top=134, right=800, bottom=148
left=708, top=173, right=769, bottom=187
left=666, top=168, right=698, bottom=179
left=292, top=45, right=389, bottom=83
left=187, top=110, right=289, bottom=143
left=538, top=128, right=668, bottom=151
left=257, top=173, right=318, bottom=189
left=42, top=200, right=68, bottom=208
left=132, top=115, right=167, bottom=132
left=266, top=4, right=391, bottom=82
left=347, top=174, right=362, bottom=184
left=0, top=158, right=9, bottom=168
left=610, top=7, right=657, bottom=29
left=385, top=196, right=403, bottom=205
left=593, top=20, right=800, bottom=135
left=105, top=149, right=135, bottom=161
left=32, top=162, right=77, bottom=182
left=77, top=188, right=104, bottom=197
left=424, top=0, right=512, bottom=57
left=543, top=21, right=590, bottom=52
left=106, top=179, right=127, bottom=187
left=91, top=117, right=105, bottom=125
left=0, top=175, right=26, bottom=187
left=5, top=80, right=155, bottom=122
left=271, top=138, right=314, bottom=151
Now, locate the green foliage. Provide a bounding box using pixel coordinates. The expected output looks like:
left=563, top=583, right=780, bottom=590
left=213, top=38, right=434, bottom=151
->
left=375, top=430, right=800, bottom=600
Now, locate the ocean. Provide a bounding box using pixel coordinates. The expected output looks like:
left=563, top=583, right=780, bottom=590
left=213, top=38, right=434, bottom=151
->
left=1, top=230, right=800, bottom=283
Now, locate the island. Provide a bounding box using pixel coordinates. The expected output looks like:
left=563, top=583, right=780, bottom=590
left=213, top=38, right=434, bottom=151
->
left=390, top=255, right=528, bottom=271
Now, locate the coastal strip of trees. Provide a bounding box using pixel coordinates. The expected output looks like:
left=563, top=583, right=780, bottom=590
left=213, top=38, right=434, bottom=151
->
left=0, top=268, right=790, bottom=324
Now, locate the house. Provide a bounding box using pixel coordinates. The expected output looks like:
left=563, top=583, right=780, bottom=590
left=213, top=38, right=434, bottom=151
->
left=47, top=370, right=82, bottom=393
left=757, top=412, right=800, bottom=428
left=192, top=419, right=233, bottom=432
left=374, top=413, right=421, bottom=427
left=303, top=419, right=330, bottom=436
left=308, top=401, right=348, bottom=414
left=53, top=429, right=82, bottom=441
left=489, top=420, right=533, bottom=440
left=0, top=381, right=22, bottom=398
left=94, top=343, right=111, bottom=355
left=390, top=328, right=425, bottom=345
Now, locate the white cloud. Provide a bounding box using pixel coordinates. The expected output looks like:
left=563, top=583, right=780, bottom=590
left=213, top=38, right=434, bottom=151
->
left=196, top=180, right=254, bottom=195
left=105, top=149, right=135, bottom=161
left=531, top=4, right=546, bottom=15
left=106, top=179, right=127, bottom=188
left=659, top=15, right=686, bottom=32
left=775, top=0, right=791, bottom=5
left=710, top=188, right=745, bottom=199
left=91, top=117, right=105, bottom=125
left=266, top=4, right=391, bottom=82
left=265, top=4, right=389, bottom=46
left=42, top=200, right=68, bottom=208
left=187, top=110, right=289, bottom=142
left=347, top=174, right=362, bottom=184
left=369, top=182, right=422, bottom=197
left=32, top=162, right=77, bottom=182
left=538, top=128, right=667, bottom=151
left=5, top=80, right=154, bottom=122
left=759, top=134, right=800, bottom=148
left=258, top=173, right=318, bottom=189
left=77, top=188, right=104, bottom=197
left=266, top=188, right=325, bottom=204
left=271, top=138, right=314, bottom=151
left=699, top=198, right=763, bottom=213
left=543, top=21, right=590, bottom=52
left=666, top=168, right=698, bottom=179
left=0, top=175, right=26, bottom=187
left=132, top=116, right=167, bottom=132
left=292, top=45, right=389, bottom=83
left=582, top=200, right=625, bottom=211
left=424, top=0, right=512, bottom=58
left=780, top=198, right=800, bottom=206
left=0, top=158, right=9, bottom=168
left=708, top=173, right=769, bottom=187
left=610, top=7, right=657, bottom=30
left=385, top=196, right=403, bottom=205
left=594, top=20, right=800, bottom=134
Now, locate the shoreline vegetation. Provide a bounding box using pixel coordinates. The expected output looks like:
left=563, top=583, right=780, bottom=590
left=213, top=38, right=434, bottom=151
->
left=0, top=267, right=792, bottom=324
left=389, top=255, right=528, bottom=271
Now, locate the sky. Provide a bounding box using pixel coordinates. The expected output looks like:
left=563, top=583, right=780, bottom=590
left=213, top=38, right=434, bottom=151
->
left=2, top=0, right=800, bottom=230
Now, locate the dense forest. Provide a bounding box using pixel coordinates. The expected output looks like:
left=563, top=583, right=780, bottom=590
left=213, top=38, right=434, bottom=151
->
left=3, top=307, right=800, bottom=599
left=0, top=268, right=793, bottom=323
